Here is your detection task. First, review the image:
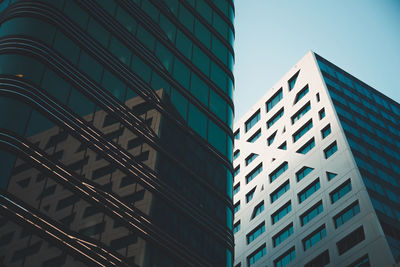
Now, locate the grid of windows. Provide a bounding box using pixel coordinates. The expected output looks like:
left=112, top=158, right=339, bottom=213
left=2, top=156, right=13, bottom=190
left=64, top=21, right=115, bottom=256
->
left=247, top=222, right=265, bottom=244
left=334, top=201, right=360, bottom=228
left=304, top=250, right=330, bottom=267
left=246, top=163, right=263, bottom=184
left=324, top=141, right=338, bottom=158
left=273, top=223, right=293, bottom=247
left=247, top=244, right=266, bottom=266
left=300, top=201, right=323, bottom=226
left=245, top=110, right=261, bottom=132
left=271, top=180, right=290, bottom=203
left=274, top=246, right=295, bottom=267
left=295, top=85, right=309, bottom=103
left=293, top=119, right=313, bottom=142
left=247, top=129, right=261, bottom=143
left=297, top=137, right=315, bottom=154
left=272, top=201, right=291, bottom=225
left=266, top=88, right=283, bottom=112
left=245, top=153, right=258, bottom=166
left=298, top=178, right=320, bottom=203
left=303, top=225, right=326, bottom=251
left=267, top=108, right=284, bottom=128
left=337, top=226, right=365, bottom=255
left=321, top=124, right=331, bottom=139
left=291, top=102, right=311, bottom=124
left=251, top=201, right=265, bottom=219
left=269, top=162, right=288, bottom=183
left=296, top=166, right=314, bottom=182
left=330, top=179, right=352, bottom=204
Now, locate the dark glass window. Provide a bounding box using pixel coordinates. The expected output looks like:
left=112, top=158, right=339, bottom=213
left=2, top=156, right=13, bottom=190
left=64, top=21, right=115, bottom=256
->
left=233, top=220, right=241, bottom=234
left=297, top=137, right=315, bottom=154
left=347, top=254, right=370, bottom=267
left=233, top=150, right=240, bottom=160
left=251, top=201, right=265, bottom=219
left=266, top=88, right=283, bottom=112
left=334, top=201, right=360, bottom=228
left=234, top=129, right=240, bottom=140
left=324, top=141, right=338, bottom=158
left=273, top=223, right=293, bottom=247
left=296, top=166, right=314, bottom=182
left=291, top=102, right=311, bottom=124
left=78, top=52, right=102, bottom=82
left=192, top=45, right=210, bottom=75
left=270, top=180, right=290, bottom=203
left=233, top=183, right=240, bottom=195
left=247, top=129, right=261, bottom=143
left=188, top=103, right=207, bottom=139
left=337, top=226, right=365, bottom=255
left=245, top=153, right=258, bottom=166
left=234, top=165, right=240, bottom=177
left=330, top=179, right=352, bottom=204
left=246, top=187, right=256, bottom=203
left=298, top=178, right=320, bottom=203
left=247, top=222, right=265, bottom=244
left=172, top=58, right=190, bottom=88
left=319, top=108, right=326, bottom=119
left=304, top=250, right=330, bottom=267
left=247, top=243, right=266, bottom=266
left=87, top=17, right=110, bottom=47
left=288, top=71, right=300, bottom=91
left=303, top=224, right=326, bottom=251
left=194, top=19, right=211, bottom=47
left=246, top=163, right=262, bottom=184
left=274, top=246, right=295, bottom=267
left=245, top=110, right=261, bottom=132
left=326, top=171, right=337, bottom=181
left=210, top=61, right=227, bottom=92
left=293, top=119, right=313, bottom=142
left=268, top=131, right=277, bottom=146
left=234, top=201, right=240, bottom=214
left=209, top=89, right=226, bottom=121
left=272, top=201, right=291, bottom=224
left=294, top=85, right=309, bottom=104
left=269, top=162, right=288, bottom=183
left=300, top=201, right=323, bottom=226
left=267, top=108, right=284, bottom=128
left=321, top=124, right=331, bottom=139
left=278, top=142, right=287, bottom=150
left=176, top=29, right=192, bottom=59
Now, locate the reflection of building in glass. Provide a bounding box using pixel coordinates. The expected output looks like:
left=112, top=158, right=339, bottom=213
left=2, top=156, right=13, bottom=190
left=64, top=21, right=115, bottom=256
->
left=233, top=52, right=400, bottom=267
left=0, top=0, right=235, bottom=266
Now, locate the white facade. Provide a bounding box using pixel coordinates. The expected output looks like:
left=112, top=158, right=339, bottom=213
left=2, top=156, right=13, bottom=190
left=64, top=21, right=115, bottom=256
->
left=233, top=52, right=396, bottom=267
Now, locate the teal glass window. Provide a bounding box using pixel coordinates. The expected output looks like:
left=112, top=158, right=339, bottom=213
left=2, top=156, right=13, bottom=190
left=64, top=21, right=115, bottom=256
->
left=303, top=225, right=326, bottom=251
left=137, top=25, right=156, bottom=50
left=273, top=223, right=293, bottom=247
left=304, top=250, right=330, bottom=267
left=78, top=52, right=102, bottom=82
left=246, top=163, right=262, bottom=184
left=251, top=201, right=264, bottom=219
left=155, top=42, right=174, bottom=72
left=188, top=103, right=207, bottom=139
left=234, top=201, right=240, bottom=214
left=321, top=124, right=331, bottom=139
left=269, top=162, right=288, bottom=183
left=196, top=0, right=212, bottom=23
left=0, top=96, right=31, bottom=135
left=247, top=244, right=266, bottom=267
left=271, top=180, right=290, bottom=203
left=298, top=178, right=320, bottom=203
left=0, top=149, right=16, bottom=189
left=0, top=54, right=44, bottom=85
left=330, top=179, right=352, bottom=204
left=294, top=85, right=309, bottom=103
left=159, top=14, right=176, bottom=42
left=291, top=102, right=311, bottom=124
left=296, top=166, right=314, bottom=182
left=172, top=58, right=190, bottom=88
left=337, top=226, right=365, bottom=255
left=233, top=183, right=240, bottom=195
left=101, top=70, right=127, bottom=101
left=208, top=120, right=226, bottom=155
left=109, top=36, right=131, bottom=65
left=234, top=166, right=240, bottom=178
left=25, top=110, right=56, bottom=138
left=212, top=12, right=228, bottom=39
left=116, top=7, right=137, bottom=34
left=211, top=61, right=227, bottom=92
left=272, top=201, right=291, bottom=224
left=41, top=68, right=71, bottom=104
left=176, top=30, right=193, bottom=59
left=68, top=88, right=95, bottom=119
left=293, top=120, right=313, bottom=142
left=319, top=108, right=326, bottom=119
left=178, top=5, right=194, bottom=31
left=274, top=247, right=295, bottom=267
left=267, top=108, right=284, bottom=129
left=63, top=1, right=89, bottom=28
left=334, top=201, right=360, bottom=228
left=245, top=153, right=258, bottom=166
left=245, top=110, right=260, bottom=132
left=234, top=130, right=240, bottom=140
left=326, top=172, right=337, bottom=181
left=233, top=150, right=240, bottom=160
left=194, top=19, right=211, bottom=47
left=247, top=129, right=261, bottom=143
left=348, top=254, right=369, bottom=267
left=246, top=187, right=256, bottom=203
left=324, top=141, right=338, bottom=159
left=53, top=31, right=80, bottom=64
left=300, top=201, right=323, bottom=226
left=212, top=35, right=227, bottom=64
left=87, top=17, right=110, bottom=47
left=190, top=73, right=209, bottom=106
left=209, top=89, right=226, bottom=122
left=266, top=88, right=283, bottom=112
left=268, top=131, right=277, bottom=146
left=288, top=71, right=300, bottom=91
left=170, top=88, right=188, bottom=120
left=278, top=142, right=287, bottom=150
left=297, top=138, right=315, bottom=154
left=233, top=221, right=241, bottom=234
left=192, top=45, right=210, bottom=75
left=247, top=222, right=265, bottom=244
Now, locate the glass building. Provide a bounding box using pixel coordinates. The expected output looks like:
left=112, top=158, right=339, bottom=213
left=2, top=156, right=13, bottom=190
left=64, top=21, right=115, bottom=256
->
left=233, top=51, right=400, bottom=267
left=0, top=0, right=234, bottom=266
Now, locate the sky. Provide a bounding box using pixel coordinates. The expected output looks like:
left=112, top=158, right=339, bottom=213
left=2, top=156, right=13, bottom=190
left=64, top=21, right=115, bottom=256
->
left=233, top=0, right=400, bottom=121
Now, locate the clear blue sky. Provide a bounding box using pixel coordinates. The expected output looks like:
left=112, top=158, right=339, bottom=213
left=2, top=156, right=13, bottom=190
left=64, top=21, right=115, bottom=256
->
left=233, top=0, right=400, bottom=121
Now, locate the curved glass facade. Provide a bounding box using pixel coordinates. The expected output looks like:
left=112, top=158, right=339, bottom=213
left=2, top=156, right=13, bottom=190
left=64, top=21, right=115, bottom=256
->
left=0, top=0, right=234, bottom=266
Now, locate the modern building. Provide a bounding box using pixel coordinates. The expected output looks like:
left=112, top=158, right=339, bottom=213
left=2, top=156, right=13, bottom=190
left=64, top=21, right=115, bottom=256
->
left=233, top=51, right=400, bottom=267
left=0, top=0, right=235, bottom=266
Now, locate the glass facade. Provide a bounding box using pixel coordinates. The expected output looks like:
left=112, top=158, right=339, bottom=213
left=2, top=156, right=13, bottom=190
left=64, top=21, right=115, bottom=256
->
left=0, top=0, right=235, bottom=266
